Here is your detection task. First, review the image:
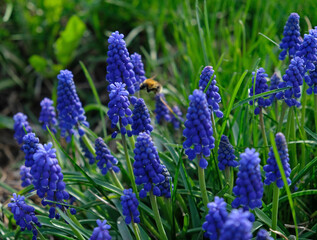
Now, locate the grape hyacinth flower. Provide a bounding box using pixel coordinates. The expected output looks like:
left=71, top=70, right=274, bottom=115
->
left=276, top=57, right=305, bottom=107
left=256, top=229, right=273, bottom=240
left=202, top=197, right=228, bottom=240
left=120, top=188, right=140, bottom=224
left=199, top=66, right=223, bottom=118
left=217, top=135, right=238, bottom=170
left=183, top=89, right=215, bottom=169
left=131, top=53, right=146, bottom=91
left=95, top=137, right=119, bottom=175
left=106, top=31, right=136, bottom=94
left=269, top=73, right=281, bottom=102
left=20, top=166, right=32, bottom=187
left=156, top=166, right=172, bottom=198
left=296, top=32, right=317, bottom=71
left=305, top=62, right=317, bottom=95
left=8, top=193, right=41, bottom=240
left=39, top=97, right=57, bottom=133
left=154, top=93, right=171, bottom=124
left=57, top=70, right=89, bottom=142
left=219, top=209, right=252, bottom=240
left=249, top=68, right=272, bottom=115
left=80, top=138, right=95, bottom=164
left=232, top=148, right=263, bottom=210
left=90, top=219, right=112, bottom=240
left=13, top=113, right=32, bottom=144
left=263, top=133, right=291, bottom=188
left=133, top=132, right=165, bottom=198
left=22, top=133, right=39, bottom=167
left=171, top=106, right=183, bottom=129
left=107, top=82, right=133, bottom=138
left=279, top=13, right=302, bottom=60
left=131, top=97, right=153, bottom=135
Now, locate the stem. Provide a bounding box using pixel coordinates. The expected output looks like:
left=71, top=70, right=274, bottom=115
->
left=274, top=100, right=278, bottom=122
left=197, top=163, right=209, bottom=207
left=300, top=85, right=307, bottom=170
left=149, top=191, right=168, bottom=240
left=224, top=166, right=234, bottom=196
left=278, top=102, right=287, bottom=132
left=271, top=185, right=280, bottom=240
left=141, top=213, right=160, bottom=239
left=126, top=124, right=135, bottom=148
left=132, top=220, right=142, bottom=240
left=259, top=108, right=268, bottom=165
left=109, top=169, right=124, bottom=190
left=211, top=112, right=218, bottom=150
left=290, top=107, right=297, bottom=168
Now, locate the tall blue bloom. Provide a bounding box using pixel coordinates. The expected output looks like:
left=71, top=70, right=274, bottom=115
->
left=279, top=13, right=302, bottom=60
left=131, top=97, right=153, bottom=135
left=107, top=82, right=133, bottom=138
left=305, top=63, right=317, bottom=95
left=276, top=57, right=305, bottom=107
left=199, top=66, right=223, bottom=118
left=131, top=53, right=146, bottom=91
left=13, top=113, right=32, bottom=144
left=269, top=73, right=281, bottom=102
left=232, top=148, right=263, bottom=210
left=219, top=209, right=252, bottom=240
left=154, top=93, right=171, bottom=124
left=296, top=32, right=317, bottom=71
left=263, top=133, right=291, bottom=188
left=256, top=229, right=273, bottom=240
left=57, top=70, right=89, bottom=142
left=217, top=135, right=238, bottom=171
left=156, top=166, right=172, bottom=198
left=121, top=188, right=140, bottom=224
left=8, top=193, right=41, bottom=240
left=22, top=133, right=39, bottom=167
left=95, top=137, right=119, bottom=175
left=39, top=97, right=57, bottom=133
left=183, top=89, right=215, bottom=169
left=90, top=219, right=112, bottom=240
left=106, top=31, right=136, bottom=95
left=171, top=106, right=183, bottom=129
left=80, top=138, right=95, bottom=164
left=20, top=166, right=32, bottom=187
left=249, top=68, right=271, bottom=115
left=202, top=197, right=228, bottom=240
left=133, top=132, right=165, bottom=198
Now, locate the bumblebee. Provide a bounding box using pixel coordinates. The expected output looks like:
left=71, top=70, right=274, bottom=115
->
left=139, top=78, right=162, bottom=94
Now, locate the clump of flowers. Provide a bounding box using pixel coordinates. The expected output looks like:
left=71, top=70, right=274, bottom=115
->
left=120, top=188, right=140, bottom=224
left=57, top=69, right=89, bottom=142
left=13, top=113, right=32, bottom=144
left=249, top=68, right=271, bottom=114
left=106, top=31, right=136, bottom=95
left=256, top=229, right=273, bottom=240
left=263, top=132, right=291, bottom=188
left=202, top=197, right=228, bottom=240
left=269, top=73, right=281, bottom=102
left=8, top=193, right=41, bottom=240
left=296, top=32, right=317, bottom=71
left=154, top=93, right=171, bottom=124
left=217, top=135, right=238, bottom=170
left=80, top=138, right=95, bottom=164
left=95, top=137, right=119, bottom=175
left=90, top=219, right=112, bottom=240
left=22, top=133, right=39, bottom=167
left=305, top=62, right=317, bottom=95
left=156, top=166, right=172, bottom=198
left=131, top=53, right=146, bottom=91
left=199, top=66, right=223, bottom=118
left=131, top=97, right=153, bottom=135
left=171, top=106, right=183, bottom=129
left=39, top=97, right=57, bottom=133
left=279, top=13, right=302, bottom=60
left=20, top=165, right=32, bottom=187
left=183, top=89, right=215, bottom=169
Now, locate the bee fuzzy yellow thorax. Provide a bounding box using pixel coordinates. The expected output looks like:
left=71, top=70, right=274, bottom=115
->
left=139, top=78, right=162, bottom=94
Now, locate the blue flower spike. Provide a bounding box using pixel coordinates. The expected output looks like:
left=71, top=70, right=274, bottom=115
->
left=171, top=106, right=184, bottom=129
left=202, top=197, right=228, bottom=240
left=8, top=193, right=41, bottom=240
left=156, top=166, right=172, bottom=198
left=232, top=148, right=263, bottom=210
left=80, top=138, right=95, bottom=165
left=131, top=53, right=146, bottom=91
left=106, top=31, right=136, bottom=95
left=305, top=63, right=317, bottom=95
left=279, top=13, right=302, bottom=60
left=131, top=97, right=153, bottom=135
left=217, top=135, right=238, bottom=171
left=90, top=219, right=112, bottom=240
left=39, top=97, right=57, bottom=133
left=22, top=133, right=39, bottom=167
left=154, top=93, right=172, bottom=124
left=13, top=113, right=32, bottom=145
left=269, top=73, right=281, bottom=102
left=199, top=66, right=223, bottom=118
left=296, top=31, right=317, bottom=71
left=256, top=229, right=273, bottom=240
left=263, top=132, right=291, bottom=188
left=20, top=166, right=33, bottom=188
left=183, top=89, right=215, bottom=169
left=57, top=69, right=89, bottom=142
left=121, top=188, right=140, bottom=224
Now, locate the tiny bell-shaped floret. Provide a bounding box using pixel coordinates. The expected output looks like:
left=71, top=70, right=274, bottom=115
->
left=95, top=137, right=119, bottom=175
left=20, top=166, right=33, bottom=187
left=131, top=97, right=153, bottom=135
left=90, top=219, right=112, bottom=240
left=120, top=188, right=140, bottom=224
left=13, top=113, right=32, bottom=145
left=131, top=53, right=146, bottom=92
left=22, top=133, right=39, bottom=167
left=39, top=97, right=58, bottom=133
left=256, top=229, right=273, bottom=240
left=217, top=135, right=238, bottom=171
left=269, top=73, right=281, bottom=102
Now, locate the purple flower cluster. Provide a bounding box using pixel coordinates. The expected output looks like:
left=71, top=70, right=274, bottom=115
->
left=120, top=188, right=140, bottom=224
left=269, top=73, right=281, bottom=102
left=171, top=106, right=183, bottom=129
left=131, top=53, right=146, bottom=91
left=232, top=148, right=263, bottom=210
left=217, top=135, right=238, bottom=171
left=13, top=113, right=32, bottom=144
left=57, top=70, right=89, bottom=142
left=80, top=138, right=95, bottom=164
left=202, top=197, right=228, bottom=240
left=39, top=97, right=57, bottom=133
left=276, top=57, right=305, bottom=107
left=20, top=165, right=32, bottom=187
left=156, top=166, right=172, bottom=198
left=263, top=133, right=291, bottom=188
left=154, top=93, right=171, bottom=124
left=131, top=97, right=153, bottom=135
left=90, top=219, right=112, bottom=240
left=279, top=13, right=302, bottom=60
left=106, top=31, right=136, bottom=94
left=256, top=229, right=273, bottom=240
left=133, top=132, right=165, bottom=198
left=107, top=82, right=133, bottom=138
left=183, top=89, right=215, bottom=169
left=249, top=68, right=271, bottom=115
left=219, top=209, right=252, bottom=240
left=199, top=66, right=223, bottom=118
left=95, top=137, right=119, bottom=175
left=22, top=133, right=39, bottom=167
left=296, top=32, right=317, bottom=71
left=305, top=62, right=317, bottom=95
left=8, top=193, right=41, bottom=240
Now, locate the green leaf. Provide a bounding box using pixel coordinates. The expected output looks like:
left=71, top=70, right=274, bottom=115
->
left=254, top=208, right=286, bottom=235
left=117, top=216, right=133, bottom=240
left=0, top=115, right=14, bottom=129
left=29, top=55, right=48, bottom=74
